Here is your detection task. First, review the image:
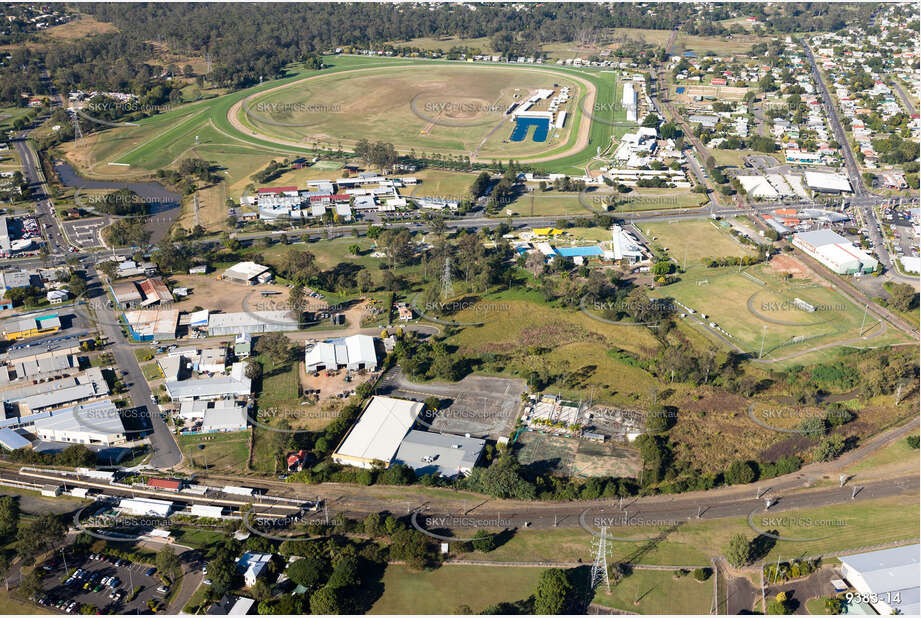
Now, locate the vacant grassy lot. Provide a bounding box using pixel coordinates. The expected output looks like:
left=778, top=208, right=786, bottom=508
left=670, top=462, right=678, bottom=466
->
left=592, top=568, right=714, bottom=615
left=46, top=14, right=118, bottom=39
left=178, top=430, right=250, bottom=472
left=369, top=564, right=543, bottom=614
left=846, top=433, right=920, bottom=475
left=642, top=219, right=755, bottom=263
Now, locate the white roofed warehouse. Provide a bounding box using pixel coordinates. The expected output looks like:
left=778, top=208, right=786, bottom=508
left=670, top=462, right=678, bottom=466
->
left=222, top=262, right=273, bottom=285
left=793, top=229, right=878, bottom=275
left=304, top=334, right=379, bottom=373
left=838, top=545, right=919, bottom=616
left=804, top=171, right=853, bottom=194
left=207, top=311, right=298, bottom=336
left=332, top=396, right=423, bottom=469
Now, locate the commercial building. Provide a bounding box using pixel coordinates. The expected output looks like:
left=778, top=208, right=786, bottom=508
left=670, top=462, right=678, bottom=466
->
left=793, top=229, right=878, bottom=274
left=611, top=225, right=645, bottom=262
left=9, top=350, right=74, bottom=382
left=200, top=347, right=227, bottom=374
left=118, top=497, right=173, bottom=517
left=207, top=311, right=298, bottom=336
left=838, top=545, right=919, bottom=616
left=804, top=171, right=853, bottom=194
left=200, top=401, right=248, bottom=433
left=304, top=334, right=378, bottom=373
left=393, top=430, right=485, bottom=478
left=0, top=215, right=9, bottom=253
left=0, top=269, right=36, bottom=291
left=332, top=396, right=423, bottom=469
left=222, top=262, right=273, bottom=285
left=0, top=428, right=31, bottom=451
left=17, top=367, right=108, bottom=414
left=139, top=277, right=173, bottom=306
left=123, top=308, right=179, bottom=341
left=164, top=362, right=252, bottom=401
left=31, top=399, right=126, bottom=445
left=110, top=281, right=143, bottom=308
left=190, top=504, right=225, bottom=519
left=2, top=314, right=61, bottom=341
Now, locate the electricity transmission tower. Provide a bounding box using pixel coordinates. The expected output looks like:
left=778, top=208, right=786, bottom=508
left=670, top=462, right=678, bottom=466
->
left=441, top=255, right=454, bottom=300
left=590, top=526, right=611, bottom=594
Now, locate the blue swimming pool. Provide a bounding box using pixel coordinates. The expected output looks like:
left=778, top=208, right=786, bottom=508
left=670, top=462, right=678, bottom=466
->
left=510, top=117, right=550, bottom=142
left=556, top=246, right=603, bottom=257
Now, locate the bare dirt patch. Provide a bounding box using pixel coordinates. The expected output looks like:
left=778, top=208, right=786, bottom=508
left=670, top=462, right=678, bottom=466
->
left=768, top=253, right=830, bottom=286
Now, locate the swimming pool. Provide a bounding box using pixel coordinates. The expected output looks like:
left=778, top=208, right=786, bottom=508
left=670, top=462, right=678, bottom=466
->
left=556, top=246, right=604, bottom=257
left=510, top=117, right=550, bottom=142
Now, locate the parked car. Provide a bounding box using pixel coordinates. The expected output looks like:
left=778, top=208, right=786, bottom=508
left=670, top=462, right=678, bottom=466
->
left=145, top=567, right=157, bottom=577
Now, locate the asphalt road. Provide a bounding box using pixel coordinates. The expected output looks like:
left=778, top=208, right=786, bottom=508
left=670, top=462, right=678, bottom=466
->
left=82, top=265, right=182, bottom=468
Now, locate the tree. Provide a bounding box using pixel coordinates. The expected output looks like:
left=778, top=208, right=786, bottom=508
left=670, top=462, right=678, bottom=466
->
left=813, top=435, right=845, bottom=462
left=645, top=404, right=671, bottom=433
left=244, top=358, right=262, bottom=382
left=250, top=579, right=273, bottom=601
left=254, top=332, right=293, bottom=366
left=310, top=586, right=343, bottom=614
left=155, top=546, right=181, bottom=579
left=641, top=113, right=660, bottom=128
left=18, top=570, right=43, bottom=600
left=97, top=260, right=118, bottom=280
left=288, top=284, right=306, bottom=317
left=725, top=533, right=751, bottom=568
left=725, top=460, right=757, bottom=485
left=471, top=529, right=497, bottom=553
left=389, top=529, right=434, bottom=570
left=533, top=568, right=571, bottom=614
left=0, top=496, right=19, bottom=538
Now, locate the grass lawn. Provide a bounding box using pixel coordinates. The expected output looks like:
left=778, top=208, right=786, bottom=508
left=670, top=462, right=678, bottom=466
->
left=805, top=597, right=834, bottom=614
left=254, top=354, right=301, bottom=411
left=134, top=347, right=156, bottom=363
left=140, top=361, right=163, bottom=381
left=592, top=569, right=713, bottom=615
left=178, top=430, right=250, bottom=472
left=0, top=590, right=51, bottom=614
left=642, top=219, right=755, bottom=263
left=369, top=564, right=543, bottom=614
left=845, top=433, right=920, bottom=474
left=710, top=148, right=755, bottom=167
left=507, top=193, right=589, bottom=217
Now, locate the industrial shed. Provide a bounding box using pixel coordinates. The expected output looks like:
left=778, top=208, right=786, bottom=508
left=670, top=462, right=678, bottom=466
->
left=332, top=396, right=423, bottom=469
left=304, top=334, right=378, bottom=373
left=207, top=311, right=298, bottom=336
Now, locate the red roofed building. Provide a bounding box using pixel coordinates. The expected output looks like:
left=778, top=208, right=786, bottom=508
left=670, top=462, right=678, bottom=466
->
left=148, top=478, right=183, bottom=491
left=711, top=78, right=727, bottom=86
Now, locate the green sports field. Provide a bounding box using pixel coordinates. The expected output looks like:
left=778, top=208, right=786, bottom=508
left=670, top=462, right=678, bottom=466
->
left=648, top=263, right=894, bottom=358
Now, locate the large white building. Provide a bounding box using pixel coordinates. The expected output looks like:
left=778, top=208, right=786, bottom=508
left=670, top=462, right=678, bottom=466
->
left=838, top=545, right=919, bottom=616
left=304, top=334, right=378, bottom=373
left=332, top=396, right=423, bottom=469
left=165, top=362, right=251, bottom=401
left=32, top=399, right=126, bottom=445
left=804, top=171, right=853, bottom=194
left=622, top=81, right=637, bottom=122
left=118, top=497, right=173, bottom=517
left=207, top=311, right=298, bottom=336
left=793, top=229, right=878, bottom=274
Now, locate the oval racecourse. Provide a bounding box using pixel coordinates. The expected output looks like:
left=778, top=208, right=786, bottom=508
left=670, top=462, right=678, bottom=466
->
left=228, top=62, right=599, bottom=163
